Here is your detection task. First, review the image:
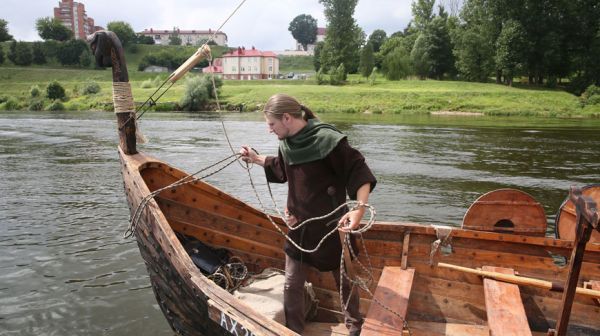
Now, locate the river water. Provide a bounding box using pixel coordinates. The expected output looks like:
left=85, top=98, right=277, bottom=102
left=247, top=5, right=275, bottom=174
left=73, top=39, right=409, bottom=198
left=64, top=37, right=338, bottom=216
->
left=1, top=111, right=599, bottom=335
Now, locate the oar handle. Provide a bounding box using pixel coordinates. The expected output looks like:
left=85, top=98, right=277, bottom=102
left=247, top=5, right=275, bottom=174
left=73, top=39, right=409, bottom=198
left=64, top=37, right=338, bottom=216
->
left=168, top=44, right=212, bottom=83
left=437, top=262, right=600, bottom=299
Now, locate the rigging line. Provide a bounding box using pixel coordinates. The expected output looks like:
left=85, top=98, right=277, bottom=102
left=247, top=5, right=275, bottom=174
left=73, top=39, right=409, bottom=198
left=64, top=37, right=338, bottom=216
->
left=126, top=0, right=249, bottom=127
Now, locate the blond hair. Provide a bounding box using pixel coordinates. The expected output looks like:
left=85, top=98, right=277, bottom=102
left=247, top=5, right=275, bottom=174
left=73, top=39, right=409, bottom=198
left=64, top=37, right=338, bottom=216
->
left=263, top=93, right=317, bottom=121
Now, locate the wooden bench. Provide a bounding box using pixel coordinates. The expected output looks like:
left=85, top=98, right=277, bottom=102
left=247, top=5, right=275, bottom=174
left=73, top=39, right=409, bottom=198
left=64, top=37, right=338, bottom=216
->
left=483, top=266, right=532, bottom=336
left=361, top=266, right=415, bottom=335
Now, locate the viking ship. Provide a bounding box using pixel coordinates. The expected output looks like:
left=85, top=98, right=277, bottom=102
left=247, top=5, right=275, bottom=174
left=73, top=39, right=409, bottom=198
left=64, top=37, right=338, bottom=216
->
left=90, top=31, right=600, bottom=336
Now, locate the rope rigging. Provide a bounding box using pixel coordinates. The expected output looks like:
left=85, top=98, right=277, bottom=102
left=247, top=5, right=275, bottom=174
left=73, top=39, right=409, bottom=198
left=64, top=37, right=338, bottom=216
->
left=121, top=0, right=410, bottom=332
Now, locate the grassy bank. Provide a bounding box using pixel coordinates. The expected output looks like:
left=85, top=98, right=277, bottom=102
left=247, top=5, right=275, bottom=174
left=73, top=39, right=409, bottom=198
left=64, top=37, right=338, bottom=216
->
left=0, top=65, right=598, bottom=117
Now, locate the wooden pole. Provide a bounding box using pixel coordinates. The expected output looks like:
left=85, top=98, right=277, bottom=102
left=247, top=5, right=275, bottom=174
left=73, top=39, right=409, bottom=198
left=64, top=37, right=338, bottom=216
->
left=116, top=111, right=137, bottom=155
left=436, top=262, right=600, bottom=300
left=553, top=187, right=600, bottom=335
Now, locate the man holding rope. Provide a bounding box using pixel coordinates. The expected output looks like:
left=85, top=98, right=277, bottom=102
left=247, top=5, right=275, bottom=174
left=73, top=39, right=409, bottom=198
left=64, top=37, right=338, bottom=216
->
left=240, top=93, right=376, bottom=336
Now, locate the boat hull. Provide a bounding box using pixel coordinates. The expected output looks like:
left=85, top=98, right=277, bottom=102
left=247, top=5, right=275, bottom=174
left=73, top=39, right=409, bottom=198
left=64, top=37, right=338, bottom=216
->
left=119, top=148, right=600, bottom=335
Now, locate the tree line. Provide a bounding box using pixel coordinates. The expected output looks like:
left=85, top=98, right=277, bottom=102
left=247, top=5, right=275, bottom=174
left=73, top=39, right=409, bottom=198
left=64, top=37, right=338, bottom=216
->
left=303, top=0, right=599, bottom=94
left=0, top=18, right=157, bottom=68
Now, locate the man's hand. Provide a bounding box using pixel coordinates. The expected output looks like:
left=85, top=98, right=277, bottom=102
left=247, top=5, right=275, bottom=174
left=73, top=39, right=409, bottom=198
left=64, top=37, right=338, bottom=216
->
left=239, top=145, right=266, bottom=166
left=338, top=206, right=365, bottom=232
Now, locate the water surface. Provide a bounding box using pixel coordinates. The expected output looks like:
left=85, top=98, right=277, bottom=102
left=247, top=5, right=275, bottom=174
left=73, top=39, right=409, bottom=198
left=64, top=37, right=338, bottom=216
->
left=1, top=111, right=599, bottom=335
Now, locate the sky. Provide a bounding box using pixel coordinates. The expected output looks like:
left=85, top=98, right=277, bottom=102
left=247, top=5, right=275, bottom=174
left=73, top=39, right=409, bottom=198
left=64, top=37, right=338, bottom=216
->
left=2, top=0, right=420, bottom=50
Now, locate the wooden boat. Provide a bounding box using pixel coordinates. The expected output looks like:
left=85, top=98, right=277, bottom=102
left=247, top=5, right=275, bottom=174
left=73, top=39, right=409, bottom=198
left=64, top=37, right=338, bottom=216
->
left=90, top=31, right=600, bottom=336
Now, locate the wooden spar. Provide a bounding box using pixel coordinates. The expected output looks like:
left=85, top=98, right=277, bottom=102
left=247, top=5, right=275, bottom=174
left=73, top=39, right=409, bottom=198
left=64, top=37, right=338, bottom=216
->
left=436, top=262, right=600, bottom=300
left=168, top=44, right=212, bottom=83
left=551, top=187, right=600, bottom=336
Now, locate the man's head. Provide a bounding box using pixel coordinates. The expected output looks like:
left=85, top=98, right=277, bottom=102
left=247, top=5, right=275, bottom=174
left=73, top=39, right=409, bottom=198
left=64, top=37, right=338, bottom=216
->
left=263, top=94, right=317, bottom=139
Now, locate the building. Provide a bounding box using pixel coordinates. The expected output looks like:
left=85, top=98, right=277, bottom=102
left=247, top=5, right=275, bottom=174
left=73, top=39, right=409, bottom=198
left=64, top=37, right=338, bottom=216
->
left=219, top=47, right=279, bottom=80
left=295, top=27, right=327, bottom=54
left=138, top=28, right=228, bottom=46
left=53, top=0, right=102, bottom=40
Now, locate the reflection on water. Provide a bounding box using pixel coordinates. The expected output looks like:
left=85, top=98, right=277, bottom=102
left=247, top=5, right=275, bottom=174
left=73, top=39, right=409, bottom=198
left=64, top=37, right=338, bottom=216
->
left=1, top=111, right=599, bottom=335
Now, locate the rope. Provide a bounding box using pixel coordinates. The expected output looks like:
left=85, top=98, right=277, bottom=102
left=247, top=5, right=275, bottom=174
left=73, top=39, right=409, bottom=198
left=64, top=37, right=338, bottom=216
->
left=124, top=153, right=241, bottom=238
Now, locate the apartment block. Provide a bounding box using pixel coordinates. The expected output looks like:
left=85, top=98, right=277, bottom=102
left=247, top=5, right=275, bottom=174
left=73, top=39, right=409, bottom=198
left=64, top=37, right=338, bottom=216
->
left=54, top=0, right=102, bottom=39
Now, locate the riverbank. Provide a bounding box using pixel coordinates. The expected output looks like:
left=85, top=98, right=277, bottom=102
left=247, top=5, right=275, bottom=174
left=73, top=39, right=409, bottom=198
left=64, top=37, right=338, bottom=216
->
left=0, top=66, right=598, bottom=117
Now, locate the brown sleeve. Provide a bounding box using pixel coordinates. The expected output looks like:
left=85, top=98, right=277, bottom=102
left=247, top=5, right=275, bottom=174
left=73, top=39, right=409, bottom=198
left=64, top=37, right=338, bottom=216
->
left=263, top=150, right=287, bottom=183
left=327, top=138, right=377, bottom=199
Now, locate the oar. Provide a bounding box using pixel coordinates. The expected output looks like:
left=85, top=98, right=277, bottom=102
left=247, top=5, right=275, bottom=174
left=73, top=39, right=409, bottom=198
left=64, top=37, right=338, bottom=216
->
left=437, top=262, right=600, bottom=300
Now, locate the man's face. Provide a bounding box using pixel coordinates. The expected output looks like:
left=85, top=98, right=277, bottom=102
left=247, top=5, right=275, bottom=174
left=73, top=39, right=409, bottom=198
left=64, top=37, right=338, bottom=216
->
left=265, top=114, right=291, bottom=140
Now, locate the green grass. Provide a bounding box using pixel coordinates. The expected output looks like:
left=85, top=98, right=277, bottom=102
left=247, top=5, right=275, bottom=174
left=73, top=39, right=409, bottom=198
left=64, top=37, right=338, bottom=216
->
left=278, top=55, right=315, bottom=73
left=0, top=65, right=599, bottom=118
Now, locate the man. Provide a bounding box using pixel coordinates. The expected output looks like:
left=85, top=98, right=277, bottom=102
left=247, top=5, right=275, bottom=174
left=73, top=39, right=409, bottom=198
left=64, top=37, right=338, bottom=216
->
left=240, top=93, right=376, bottom=336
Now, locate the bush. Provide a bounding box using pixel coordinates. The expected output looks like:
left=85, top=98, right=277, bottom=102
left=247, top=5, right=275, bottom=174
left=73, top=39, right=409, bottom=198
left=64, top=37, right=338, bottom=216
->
left=316, top=68, right=326, bottom=85
left=329, top=63, right=346, bottom=85
left=82, top=81, right=101, bottom=95
left=581, top=84, right=600, bottom=106
left=369, top=67, right=377, bottom=86
left=0, top=45, right=5, bottom=64
left=46, top=81, right=66, bottom=100
left=28, top=98, right=44, bottom=111
left=180, top=76, right=209, bottom=111
left=1, top=97, right=21, bottom=110
left=79, top=48, right=92, bottom=67
left=30, top=85, right=41, bottom=97
left=46, top=100, right=65, bottom=111
left=201, top=75, right=222, bottom=98
left=140, top=79, right=153, bottom=88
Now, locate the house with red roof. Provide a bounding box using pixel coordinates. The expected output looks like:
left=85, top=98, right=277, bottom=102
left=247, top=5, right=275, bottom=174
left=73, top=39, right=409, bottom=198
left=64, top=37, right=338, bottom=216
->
left=219, top=46, right=279, bottom=80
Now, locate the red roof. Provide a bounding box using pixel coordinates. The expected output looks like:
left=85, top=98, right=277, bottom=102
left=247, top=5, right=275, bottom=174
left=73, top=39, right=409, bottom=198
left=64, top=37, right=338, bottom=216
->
left=222, top=47, right=277, bottom=58
left=202, top=65, right=223, bottom=73
left=317, top=27, right=327, bottom=35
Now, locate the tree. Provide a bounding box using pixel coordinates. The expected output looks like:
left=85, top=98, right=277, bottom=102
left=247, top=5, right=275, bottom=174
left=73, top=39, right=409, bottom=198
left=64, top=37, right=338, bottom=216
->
left=319, top=0, right=362, bottom=74
left=0, top=19, right=13, bottom=42
left=169, top=28, right=182, bottom=45
left=136, top=35, right=155, bottom=45
left=422, top=15, right=455, bottom=79
left=495, top=20, right=527, bottom=86
left=107, top=21, right=136, bottom=47
left=411, top=0, right=436, bottom=31
left=7, top=40, right=16, bottom=63
left=56, top=39, right=89, bottom=66
left=382, top=47, right=412, bottom=80
left=359, top=42, right=375, bottom=77
left=451, top=0, right=496, bottom=82
left=32, top=41, right=46, bottom=64
left=288, top=14, right=318, bottom=51
left=36, top=17, right=72, bottom=41
left=0, top=45, right=4, bottom=64
left=13, top=41, right=32, bottom=66
left=367, top=29, right=387, bottom=52
left=411, top=33, right=429, bottom=79
left=313, top=41, right=325, bottom=71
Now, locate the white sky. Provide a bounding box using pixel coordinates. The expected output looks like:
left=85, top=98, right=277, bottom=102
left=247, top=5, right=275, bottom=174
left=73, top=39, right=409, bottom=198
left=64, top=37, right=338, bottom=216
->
left=1, top=0, right=417, bottom=50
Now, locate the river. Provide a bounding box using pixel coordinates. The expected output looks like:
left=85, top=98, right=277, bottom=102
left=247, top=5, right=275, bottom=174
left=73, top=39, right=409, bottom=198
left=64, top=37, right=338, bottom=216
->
left=1, top=110, right=599, bottom=335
